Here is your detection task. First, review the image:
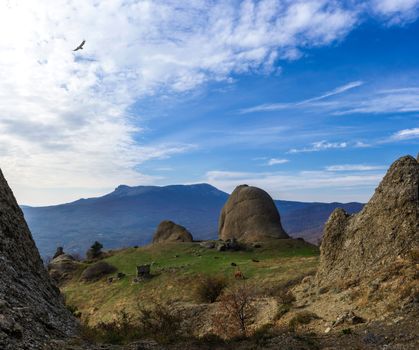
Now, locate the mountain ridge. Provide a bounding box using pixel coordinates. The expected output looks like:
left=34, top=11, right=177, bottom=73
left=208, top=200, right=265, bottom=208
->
left=21, top=183, right=363, bottom=257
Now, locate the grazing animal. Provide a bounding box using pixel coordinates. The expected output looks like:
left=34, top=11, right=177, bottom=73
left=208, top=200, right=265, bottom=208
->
left=252, top=258, right=260, bottom=263
left=73, top=40, right=85, bottom=51
left=231, top=262, right=237, bottom=267
left=234, top=269, right=244, bottom=279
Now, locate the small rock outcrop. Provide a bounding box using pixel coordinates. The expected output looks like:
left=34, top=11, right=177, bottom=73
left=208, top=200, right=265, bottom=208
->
left=152, top=220, right=193, bottom=243
left=317, top=155, right=419, bottom=286
left=0, top=169, right=76, bottom=349
left=218, top=185, right=289, bottom=242
left=48, top=252, right=80, bottom=285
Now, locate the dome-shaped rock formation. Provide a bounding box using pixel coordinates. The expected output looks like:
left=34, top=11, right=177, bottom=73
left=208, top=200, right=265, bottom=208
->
left=317, top=155, right=419, bottom=286
left=0, top=169, right=76, bottom=349
left=218, top=185, right=289, bottom=242
left=152, top=220, right=193, bottom=243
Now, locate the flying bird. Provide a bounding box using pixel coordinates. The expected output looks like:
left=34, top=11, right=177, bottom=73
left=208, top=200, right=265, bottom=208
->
left=73, top=40, right=85, bottom=52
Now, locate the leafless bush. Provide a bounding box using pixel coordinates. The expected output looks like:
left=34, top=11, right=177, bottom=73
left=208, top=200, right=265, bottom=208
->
left=212, top=282, right=256, bottom=339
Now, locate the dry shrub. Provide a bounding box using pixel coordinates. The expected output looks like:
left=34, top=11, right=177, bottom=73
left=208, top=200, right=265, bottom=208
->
left=212, top=282, right=256, bottom=339
left=137, top=300, right=183, bottom=344
left=195, top=275, right=227, bottom=303
left=80, top=309, right=140, bottom=344
left=80, top=261, right=117, bottom=282
left=288, top=311, right=319, bottom=331
left=80, top=301, right=183, bottom=345
left=276, top=289, right=296, bottom=305
left=408, top=248, right=419, bottom=263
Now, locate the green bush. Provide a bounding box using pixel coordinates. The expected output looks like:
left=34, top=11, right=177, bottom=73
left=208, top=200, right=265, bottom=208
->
left=86, top=241, right=103, bottom=260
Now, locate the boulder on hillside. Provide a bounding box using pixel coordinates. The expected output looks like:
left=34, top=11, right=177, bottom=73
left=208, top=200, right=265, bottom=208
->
left=317, top=155, right=419, bottom=287
left=0, top=169, right=76, bottom=349
left=152, top=220, right=194, bottom=243
left=218, top=185, right=289, bottom=242
left=48, top=252, right=81, bottom=284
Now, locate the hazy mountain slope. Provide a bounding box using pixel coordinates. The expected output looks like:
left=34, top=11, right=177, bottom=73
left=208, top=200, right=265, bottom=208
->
left=277, top=201, right=364, bottom=243
left=22, top=183, right=363, bottom=257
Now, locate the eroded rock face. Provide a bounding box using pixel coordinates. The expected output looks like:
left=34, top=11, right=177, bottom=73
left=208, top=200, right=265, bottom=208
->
left=218, top=185, right=289, bottom=242
left=0, top=169, right=76, bottom=349
left=152, top=220, right=193, bottom=243
left=317, top=155, right=419, bottom=286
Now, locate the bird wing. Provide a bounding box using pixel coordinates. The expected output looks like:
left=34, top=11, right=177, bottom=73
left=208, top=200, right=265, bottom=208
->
left=73, top=40, right=85, bottom=51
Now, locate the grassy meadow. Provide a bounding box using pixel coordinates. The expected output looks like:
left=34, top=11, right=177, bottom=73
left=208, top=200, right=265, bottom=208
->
left=62, top=239, right=319, bottom=325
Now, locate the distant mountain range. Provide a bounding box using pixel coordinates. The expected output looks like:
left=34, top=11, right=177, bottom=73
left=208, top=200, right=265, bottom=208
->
left=21, top=183, right=363, bottom=257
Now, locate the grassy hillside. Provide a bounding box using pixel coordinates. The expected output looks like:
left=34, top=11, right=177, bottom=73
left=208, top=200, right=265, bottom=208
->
left=62, top=239, right=319, bottom=325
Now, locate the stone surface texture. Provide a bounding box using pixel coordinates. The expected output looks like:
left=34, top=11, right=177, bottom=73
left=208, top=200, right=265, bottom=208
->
left=0, top=169, right=76, bottom=349
left=218, top=185, right=289, bottom=242
left=317, top=155, right=419, bottom=285
left=152, top=220, right=193, bottom=243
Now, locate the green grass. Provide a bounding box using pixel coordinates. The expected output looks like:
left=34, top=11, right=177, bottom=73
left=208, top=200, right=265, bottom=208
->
left=62, top=239, right=319, bottom=325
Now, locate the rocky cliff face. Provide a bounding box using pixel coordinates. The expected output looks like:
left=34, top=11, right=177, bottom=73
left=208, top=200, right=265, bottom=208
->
left=219, top=185, right=289, bottom=242
left=152, top=220, right=193, bottom=243
left=0, top=169, right=76, bottom=349
left=317, top=155, right=419, bottom=286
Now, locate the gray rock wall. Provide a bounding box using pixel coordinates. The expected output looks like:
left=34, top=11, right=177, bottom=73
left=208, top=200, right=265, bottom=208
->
left=317, top=155, right=419, bottom=285
left=0, top=169, right=76, bottom=349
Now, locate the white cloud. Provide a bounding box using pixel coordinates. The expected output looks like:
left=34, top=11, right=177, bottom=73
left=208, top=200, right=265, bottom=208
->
left=325, top=164, right=386, bottom=171
left=0, top=1, right=417, bottom=205
left=288, top=140, right=348, bottom=153
left=390, top=127, right=419, bottom=140
left=240, top=80, right=363, bottom=113
left=0, top=1, right=361, bottom=204
left=267, top=158, right=289, bottom=165
left=370, top=0, right=419, bottom=24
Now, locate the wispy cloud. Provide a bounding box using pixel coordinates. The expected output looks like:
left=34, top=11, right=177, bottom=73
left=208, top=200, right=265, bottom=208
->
left=267, top=158, right=289, bottom=166
left=325, top=164, right=386, bottom=171
left=390, top=127, right=419, bottom=140
left=205, top=168, right=385, bottom=202
left=288, top=140, right=348, bottom=153
left=335, top=87, right=419, bottom=115
left=240, top=81, right=363, bottom=113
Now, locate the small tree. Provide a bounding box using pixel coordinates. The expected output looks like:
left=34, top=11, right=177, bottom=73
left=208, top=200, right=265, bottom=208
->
left=86, top=241, right=103, bottom=260
left=213, top=282, right=256, bottom=338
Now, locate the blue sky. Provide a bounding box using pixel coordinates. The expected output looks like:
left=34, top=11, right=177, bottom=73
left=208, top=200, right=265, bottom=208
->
left=0, top=1, right=418, bottom=205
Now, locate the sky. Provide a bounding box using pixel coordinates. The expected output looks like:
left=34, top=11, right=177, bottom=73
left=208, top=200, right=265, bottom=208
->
left=0, top=0, right=418, bottom=206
